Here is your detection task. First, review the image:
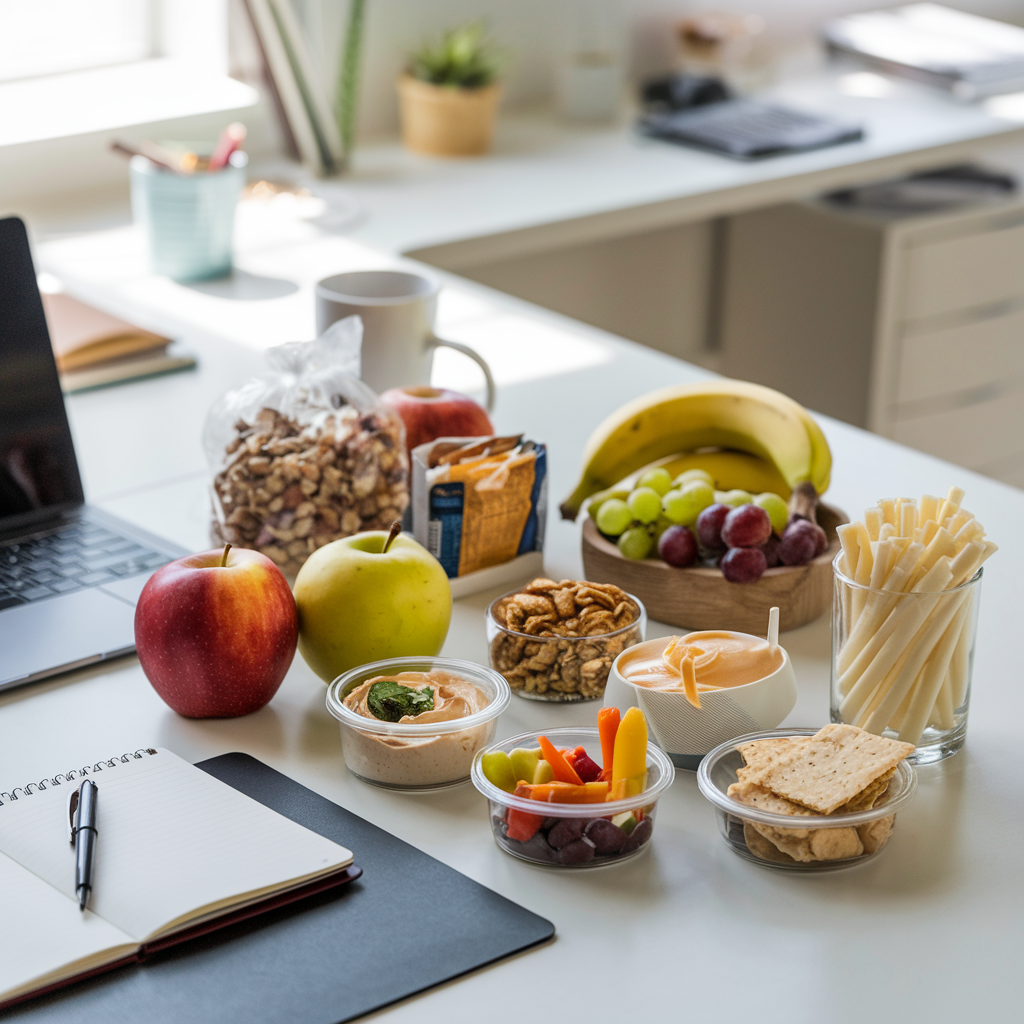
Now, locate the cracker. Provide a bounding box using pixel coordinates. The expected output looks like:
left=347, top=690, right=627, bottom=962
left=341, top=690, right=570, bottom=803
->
left=835, top=768, right=895, bottom=813
left=808, top=827, right=864, bottom=861
left=742, top=724, right=914, bottom=814
left=736, top=736, right=810, bottom=775
left=743, top=823, right=797, bottom=864
left=727, top=780, right=815, bottom=817
left=857, top=815, right=895, bottom=855
left=749, top=823, right=815, bottom=862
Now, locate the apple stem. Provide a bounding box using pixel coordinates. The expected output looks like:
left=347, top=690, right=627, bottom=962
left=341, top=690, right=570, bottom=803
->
left=382, top=521, right=402, bottom=554
left=220, top=543, right=232, bottom=568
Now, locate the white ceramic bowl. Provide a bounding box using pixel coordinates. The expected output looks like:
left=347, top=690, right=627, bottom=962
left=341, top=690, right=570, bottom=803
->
left=605, top=633, right=797, bottom=770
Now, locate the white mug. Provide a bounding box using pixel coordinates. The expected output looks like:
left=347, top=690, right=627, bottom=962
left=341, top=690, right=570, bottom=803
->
left=315, top=270, right=495, bottom=411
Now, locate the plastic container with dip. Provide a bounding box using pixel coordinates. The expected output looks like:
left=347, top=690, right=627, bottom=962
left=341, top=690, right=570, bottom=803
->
left=327, top=657, right=510, bottom=790
left=605, top=610, right=796, bottom=770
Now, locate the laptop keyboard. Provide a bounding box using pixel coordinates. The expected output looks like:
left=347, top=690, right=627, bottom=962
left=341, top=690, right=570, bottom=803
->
left=0, top=522, right=170, bottom=611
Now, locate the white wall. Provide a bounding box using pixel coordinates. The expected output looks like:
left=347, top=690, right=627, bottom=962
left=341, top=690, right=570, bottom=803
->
left=277, top=0, right=1024, bottom=140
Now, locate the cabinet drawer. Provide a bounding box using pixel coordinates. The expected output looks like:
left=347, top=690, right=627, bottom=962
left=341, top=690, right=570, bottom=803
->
left=891, top=387, right=1024, bottom=469
left=897, top=305, right=1024, bottom=405
left=903, top=216, right=1024, bottom=319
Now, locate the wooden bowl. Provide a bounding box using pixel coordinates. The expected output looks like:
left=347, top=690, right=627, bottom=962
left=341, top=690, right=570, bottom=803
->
left=580, top=504, right=848, bottom=634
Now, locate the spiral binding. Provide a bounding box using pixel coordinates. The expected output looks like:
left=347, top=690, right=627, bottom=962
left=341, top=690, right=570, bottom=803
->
left=0, top=749, right=158, bottom=806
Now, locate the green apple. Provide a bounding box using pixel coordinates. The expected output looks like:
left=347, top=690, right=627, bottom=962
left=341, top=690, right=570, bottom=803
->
left=481, top=751, right=517, bottom=792
left=533, top=759, right=554, bottom=784
left=509, top=747, right=542, bottom=782
left=293, top=527, right=452, bottom=682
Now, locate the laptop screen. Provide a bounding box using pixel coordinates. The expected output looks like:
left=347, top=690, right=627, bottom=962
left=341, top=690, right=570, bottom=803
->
left=0, top=217, right=84, bottom=531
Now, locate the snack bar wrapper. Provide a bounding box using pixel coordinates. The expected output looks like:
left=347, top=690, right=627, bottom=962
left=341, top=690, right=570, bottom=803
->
left=412, top=436, right=547, bottom=580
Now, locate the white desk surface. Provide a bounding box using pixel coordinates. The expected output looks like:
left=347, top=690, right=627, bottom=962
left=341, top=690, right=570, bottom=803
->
left=315, top=71, right=1024, bottom=263
left=10, top=84, right=1024, bottom=1017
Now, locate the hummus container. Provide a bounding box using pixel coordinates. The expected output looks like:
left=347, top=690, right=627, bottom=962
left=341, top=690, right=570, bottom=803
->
left=471, top=727, right=675, bottom=868
left=697, top=728, right=918, bottom=872
left=327, top=657, right=511, bottom=790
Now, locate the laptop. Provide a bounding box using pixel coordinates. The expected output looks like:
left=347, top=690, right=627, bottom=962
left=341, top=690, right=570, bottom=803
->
left=0, top=216, right=187, bottom=691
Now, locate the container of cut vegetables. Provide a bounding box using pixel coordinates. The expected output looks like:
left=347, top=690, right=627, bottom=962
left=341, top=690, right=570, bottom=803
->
left=470, top=709, right=674, bottom=868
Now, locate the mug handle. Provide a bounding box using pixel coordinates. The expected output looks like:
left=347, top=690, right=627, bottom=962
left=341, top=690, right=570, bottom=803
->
left=427, top=335, right=496, bottom=413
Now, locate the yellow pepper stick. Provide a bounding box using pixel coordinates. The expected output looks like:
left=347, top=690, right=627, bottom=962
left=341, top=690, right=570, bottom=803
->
left=610, top=706, right=648, bottom=800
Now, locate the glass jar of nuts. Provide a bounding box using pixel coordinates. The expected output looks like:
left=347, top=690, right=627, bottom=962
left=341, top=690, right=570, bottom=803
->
left=486, top=579, right=646, bottom=702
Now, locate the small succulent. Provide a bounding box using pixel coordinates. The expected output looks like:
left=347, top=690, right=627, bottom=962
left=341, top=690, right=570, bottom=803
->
left=408, top=22, right=504, bottom=90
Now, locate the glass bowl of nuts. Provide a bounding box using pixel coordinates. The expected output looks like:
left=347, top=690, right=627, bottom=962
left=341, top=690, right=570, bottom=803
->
left=486, top=579, right=646, bottom=702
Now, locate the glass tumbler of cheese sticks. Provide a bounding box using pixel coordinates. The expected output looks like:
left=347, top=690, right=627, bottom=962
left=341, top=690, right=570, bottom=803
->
left=830, top=487, right=997, bottom=764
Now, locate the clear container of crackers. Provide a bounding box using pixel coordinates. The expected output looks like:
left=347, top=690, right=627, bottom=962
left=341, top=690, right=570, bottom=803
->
left=486, top=579, right=646, bottom=702
left=697, top=725, right=918, bottom=871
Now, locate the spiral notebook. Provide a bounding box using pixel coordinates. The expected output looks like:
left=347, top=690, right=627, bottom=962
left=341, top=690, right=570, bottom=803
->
left=0, top=748, right=357, bottom=1009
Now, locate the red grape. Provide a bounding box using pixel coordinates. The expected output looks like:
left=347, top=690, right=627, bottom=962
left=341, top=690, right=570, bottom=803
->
left=721, top=503, right=772, bottom=548
left=658, top=525, right=698, bottom=567
left=721, top=546, right=767, bottom=582
left=778, top=519, right=824, bottom=566
left=696, top=503, right=731, bottom=554
left=760, top=533, right=781, bottom=568
left=812, top=523, right=829, bottom=556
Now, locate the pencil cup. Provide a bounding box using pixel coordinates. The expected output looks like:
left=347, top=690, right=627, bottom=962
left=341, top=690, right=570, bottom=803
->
left=830, top=557, right=982, bottom=765
left=130, top=153, right=247, bottom=282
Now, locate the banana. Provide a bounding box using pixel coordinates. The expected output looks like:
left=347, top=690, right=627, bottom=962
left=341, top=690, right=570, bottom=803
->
left=561, top=380, right=831, bottom=520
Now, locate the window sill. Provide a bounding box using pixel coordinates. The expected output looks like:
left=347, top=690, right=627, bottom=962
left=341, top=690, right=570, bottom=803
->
left=0, top=58, right=258, bottom=149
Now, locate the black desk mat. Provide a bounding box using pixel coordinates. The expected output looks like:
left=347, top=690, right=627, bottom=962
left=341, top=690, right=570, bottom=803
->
left=5, top=752, right=554, bottom=1023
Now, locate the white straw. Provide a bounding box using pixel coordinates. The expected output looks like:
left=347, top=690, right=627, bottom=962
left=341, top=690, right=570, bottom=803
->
left=767, top=606, right=779, bottom=651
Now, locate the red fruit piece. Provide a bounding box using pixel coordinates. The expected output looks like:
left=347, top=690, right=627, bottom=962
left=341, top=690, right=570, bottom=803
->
left=658, top=524, right=698, bottom=567
left=760, top=533, right=781, bottom=568
left=505, top=782, right=544, bottom=842
left=721, top=546, right=767, bottom=583
left=721, top=504, right=771, bottom=549
left=778, top=519, right=826, bottom=566
left=570, top=748, right=603, bottom=783
left=696, top=503, right=731, bottom=554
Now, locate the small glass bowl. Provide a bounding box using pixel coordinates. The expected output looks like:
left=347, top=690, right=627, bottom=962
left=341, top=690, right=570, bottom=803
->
left=486, top=589, right=646, bottom=702
left=471, top=726, right=675, bottom=868
left=697, top=728, right=918, bottom=871
left=326, top=657, right=511, bottom=790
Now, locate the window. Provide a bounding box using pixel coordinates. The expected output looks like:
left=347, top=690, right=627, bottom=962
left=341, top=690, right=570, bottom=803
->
left=0, top=0, right=152, bottom=83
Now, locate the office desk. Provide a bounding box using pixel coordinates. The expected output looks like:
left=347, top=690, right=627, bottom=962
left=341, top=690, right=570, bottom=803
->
left=7, top=210, right=1024, bottom=1022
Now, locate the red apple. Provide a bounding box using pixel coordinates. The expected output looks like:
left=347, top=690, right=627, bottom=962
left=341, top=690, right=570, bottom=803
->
left=134, top=545, right=298, bottom=718
left=379, top=385, right=493, bottom=455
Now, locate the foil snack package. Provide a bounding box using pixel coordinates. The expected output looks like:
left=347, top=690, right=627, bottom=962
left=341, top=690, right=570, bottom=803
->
left=412, top=436, right=547, bottom=579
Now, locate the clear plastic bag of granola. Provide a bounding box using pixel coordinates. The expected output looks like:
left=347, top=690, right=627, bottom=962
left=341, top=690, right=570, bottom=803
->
left=203, top=316, right=409, bottom=577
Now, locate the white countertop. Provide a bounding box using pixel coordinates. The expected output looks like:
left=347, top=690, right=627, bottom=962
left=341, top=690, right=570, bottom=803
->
left=9, top=81, right=1024, bottom=1017
left=9, top=208, right=1024, bottom=1021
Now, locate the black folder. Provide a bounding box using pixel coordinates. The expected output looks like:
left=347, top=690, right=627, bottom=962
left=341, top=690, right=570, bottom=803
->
left=5, top=752, right=555, bottom=1023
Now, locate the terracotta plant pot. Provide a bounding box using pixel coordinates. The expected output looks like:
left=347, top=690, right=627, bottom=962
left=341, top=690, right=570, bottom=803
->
left=397, top=75, right=502, bottom=157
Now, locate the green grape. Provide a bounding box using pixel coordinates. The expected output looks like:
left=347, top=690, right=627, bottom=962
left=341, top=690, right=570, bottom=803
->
left=587, top=486, right=628, bottom=521
left=628, top=486, right=662, bottom=525
left=719, top=489, right=753, bottom=508
left=618, top=526, right=654, bottom=560
left=595, top=497, right=632, bottom=537
left=636, top=467, right=673, bottom=496
left=754, top=492, right=789, bottom=535
left=673, top=468, right=714, bottom=489
left=652, top=515, right=674, bottom=543
left=661, top=481, right=714, bottom=525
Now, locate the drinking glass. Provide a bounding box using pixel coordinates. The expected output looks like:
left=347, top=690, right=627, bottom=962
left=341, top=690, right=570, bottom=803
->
left=831, top=555, right=982, bottom=764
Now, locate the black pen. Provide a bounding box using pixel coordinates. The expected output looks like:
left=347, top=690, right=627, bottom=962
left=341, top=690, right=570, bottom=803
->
left=69, top=780, right=98, bottom=911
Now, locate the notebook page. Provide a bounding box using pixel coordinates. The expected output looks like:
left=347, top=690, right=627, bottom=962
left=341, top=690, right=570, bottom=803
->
left=0, top=852, right=136, bottom=1004
left=0, top=749, right=352, bottom=943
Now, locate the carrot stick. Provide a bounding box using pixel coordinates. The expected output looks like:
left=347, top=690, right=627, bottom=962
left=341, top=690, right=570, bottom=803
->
left=537, top=735, right=583, bottom=785
left=598, top=706, right=620, bottom=772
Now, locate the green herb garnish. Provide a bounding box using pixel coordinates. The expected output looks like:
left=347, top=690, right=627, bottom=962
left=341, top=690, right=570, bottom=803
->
left=366, top=680, right=435, bottom=722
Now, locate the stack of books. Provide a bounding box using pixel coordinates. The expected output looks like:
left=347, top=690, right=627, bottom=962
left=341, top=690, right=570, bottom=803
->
left=43, top=292, right=195, bottom=394
left=823, top=4, right=1024, bottom=100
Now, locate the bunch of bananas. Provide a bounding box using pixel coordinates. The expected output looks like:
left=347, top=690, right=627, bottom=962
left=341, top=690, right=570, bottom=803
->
left=560, top=380, right=831, bottom=520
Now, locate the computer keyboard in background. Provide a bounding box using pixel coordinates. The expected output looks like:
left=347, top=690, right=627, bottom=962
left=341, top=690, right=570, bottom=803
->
left=0, top=522, right=169, bottom=610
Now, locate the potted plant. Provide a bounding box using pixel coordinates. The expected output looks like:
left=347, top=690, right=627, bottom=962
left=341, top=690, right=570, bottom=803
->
left=397, top=23, right=504, bottom=157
